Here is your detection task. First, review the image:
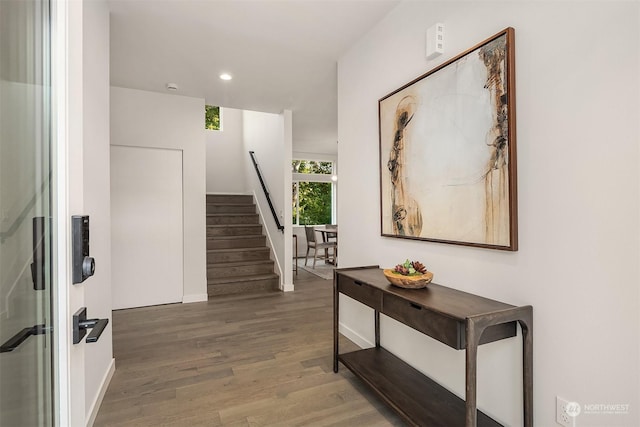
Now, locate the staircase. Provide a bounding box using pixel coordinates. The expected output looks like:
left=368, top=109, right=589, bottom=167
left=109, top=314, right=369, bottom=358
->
left=206, top=194, right=280, bottom=296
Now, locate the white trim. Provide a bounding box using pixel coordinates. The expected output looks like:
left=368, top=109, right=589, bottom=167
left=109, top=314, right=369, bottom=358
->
left=182, top=293, right=208, bottom=303
left=292, top=151, right=337, bottom=162
left=282, top=283, right=294, bottom=292
left=85, top=358, right=115, bottom=427
left=251, top=190, right=284, bottom=289
left=282, top=110, right=294, bottom=292
left=339, top=322, right=374, bottom=349
left=292, top=173, right=334, bottom=183
left=52, top=0, right=71, bottom=424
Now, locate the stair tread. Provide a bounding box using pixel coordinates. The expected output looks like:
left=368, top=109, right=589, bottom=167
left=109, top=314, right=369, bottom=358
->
left=208, top=259, right=274, bottom=268
left=206, top=203, right=255, bottom=207
left=207, top=213, right=258, bottom=216
left=207, top=224, right=262, bottom=228
left=208, top=273, right=279, bottom=284
left=207, top=234, right=264, bottom=240
left=207, top=247, right=269, bottom=253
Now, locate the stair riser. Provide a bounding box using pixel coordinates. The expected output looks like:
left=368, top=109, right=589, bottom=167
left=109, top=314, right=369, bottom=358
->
left=208, top=250, right=270, bottom=264
left=207, top=237, right=266, bottom=250
left=207, top=226, right=263, bottom=237
left=206, top=204, right=256, bottom=214
left=207, top=215, right=259, bottom=225
left=206, top=195, right=253, bottom=205
left=207, top=279, right=279, bottom=296
left=208, top=263, right=274, bottom=278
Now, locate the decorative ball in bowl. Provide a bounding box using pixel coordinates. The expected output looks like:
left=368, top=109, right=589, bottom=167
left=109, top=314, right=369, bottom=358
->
left=383, top=260, right=433, bottom=289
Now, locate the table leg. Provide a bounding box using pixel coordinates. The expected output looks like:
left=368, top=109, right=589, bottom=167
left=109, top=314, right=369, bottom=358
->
left=465, top=320, right=479, bottom=427
left=375, top=310, right=380, bottom=348
left=333, top=277, right=339, bottom=373
left=293, top=234, right=298, bottom=275
left=520, top=309, right=534, bottom=427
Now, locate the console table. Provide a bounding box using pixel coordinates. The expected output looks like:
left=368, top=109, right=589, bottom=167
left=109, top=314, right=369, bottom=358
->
left=333, top=266, right=533, bottom=427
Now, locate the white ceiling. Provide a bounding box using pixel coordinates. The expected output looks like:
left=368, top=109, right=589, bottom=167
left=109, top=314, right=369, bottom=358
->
left=108, top=0, right=400, bottom=154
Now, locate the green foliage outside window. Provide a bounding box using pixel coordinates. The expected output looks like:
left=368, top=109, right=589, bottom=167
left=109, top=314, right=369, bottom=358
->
left=292, top=159, right=334, bottom=225
left=292, top=160, right=332, bottom=174
left=205, top=105, right=220, bottom=130
left=292, top=182, right=332, bottom=225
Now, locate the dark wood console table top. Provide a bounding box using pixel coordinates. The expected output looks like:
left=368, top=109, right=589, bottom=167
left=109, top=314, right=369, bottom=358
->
left=333, top=266, right=533, bottom=427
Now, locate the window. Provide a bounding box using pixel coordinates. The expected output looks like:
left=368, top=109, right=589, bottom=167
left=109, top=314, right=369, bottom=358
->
left=205, top=105, right=220, bottom=130
left=292, top=182, right=332, bottom=225
left=292, top=159, right=335, bottom=226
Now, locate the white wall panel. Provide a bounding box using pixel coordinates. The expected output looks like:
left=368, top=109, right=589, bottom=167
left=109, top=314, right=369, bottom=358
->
left=111, top=146, right=183, bottom=309
left=338, top=2, right=639, bottom=426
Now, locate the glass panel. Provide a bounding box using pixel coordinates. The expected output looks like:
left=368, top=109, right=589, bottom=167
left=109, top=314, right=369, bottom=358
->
left=292, top=183, right=298, bottom=225
left=295, top=182, right=332, bottom=225
left=0, top=0, right=53, bottom=425
left=205, top=105, right=220, bottom=130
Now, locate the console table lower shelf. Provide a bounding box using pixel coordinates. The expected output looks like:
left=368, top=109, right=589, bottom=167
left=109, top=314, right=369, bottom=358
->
left=339, top=347, right=502, bottom=427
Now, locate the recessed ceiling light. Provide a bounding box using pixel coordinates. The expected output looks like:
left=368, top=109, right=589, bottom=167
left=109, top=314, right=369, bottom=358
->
left=219, top=73, right=232, bottom=81
left=166, top=83, right=178, bottom=91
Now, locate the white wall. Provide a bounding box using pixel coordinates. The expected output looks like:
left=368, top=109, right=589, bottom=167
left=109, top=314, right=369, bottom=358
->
left=205, top=107, right=246, bottom=194
left=82, top=1, right=114, bottom=424
left=110, top=87, right=207, bottom=303
left=338, top=2, right=639, bottom=426
left=242, top=109, right=293, bottom=290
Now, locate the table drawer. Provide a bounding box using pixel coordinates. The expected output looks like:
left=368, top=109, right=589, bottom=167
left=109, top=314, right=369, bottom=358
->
left=382, top=293, right=463, bottom=349
left=339, top=276, right=382, bottom=311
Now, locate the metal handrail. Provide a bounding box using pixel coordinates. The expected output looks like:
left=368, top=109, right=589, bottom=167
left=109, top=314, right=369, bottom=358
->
left=249, top=151, right=284, bottom=232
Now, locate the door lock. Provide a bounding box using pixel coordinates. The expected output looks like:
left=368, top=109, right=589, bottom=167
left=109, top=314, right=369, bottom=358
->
left=72, top=215, right=95, bottom=284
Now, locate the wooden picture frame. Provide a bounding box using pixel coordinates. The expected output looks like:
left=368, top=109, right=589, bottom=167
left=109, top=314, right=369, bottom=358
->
left=379, top=27, right=517, bottom=251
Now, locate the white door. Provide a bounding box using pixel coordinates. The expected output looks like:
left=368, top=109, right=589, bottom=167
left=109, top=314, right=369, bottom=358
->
left=110, top=146, right=183, bottom=309
left=0, top=0, right=54, bottom=424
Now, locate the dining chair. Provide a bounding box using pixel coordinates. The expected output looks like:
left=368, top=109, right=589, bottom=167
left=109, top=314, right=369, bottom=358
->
left=304, top=226, right=337, bottom=268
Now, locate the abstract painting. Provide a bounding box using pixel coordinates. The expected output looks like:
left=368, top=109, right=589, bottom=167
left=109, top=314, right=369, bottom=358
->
left=379, top=28, right=517, bottom=251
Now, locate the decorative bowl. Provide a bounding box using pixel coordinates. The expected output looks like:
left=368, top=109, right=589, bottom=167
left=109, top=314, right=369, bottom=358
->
left=383, top=269, right=433, bottom=289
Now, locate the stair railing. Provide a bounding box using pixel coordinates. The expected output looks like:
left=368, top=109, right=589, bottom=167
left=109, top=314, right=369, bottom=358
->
left=249, top=151, right=284, bottom=233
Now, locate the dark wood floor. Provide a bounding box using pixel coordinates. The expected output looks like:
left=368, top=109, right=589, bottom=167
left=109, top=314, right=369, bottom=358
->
left=94, top=268, right=405, bottom=426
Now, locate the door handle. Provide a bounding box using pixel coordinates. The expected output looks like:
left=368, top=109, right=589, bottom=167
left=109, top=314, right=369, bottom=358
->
left=0, top=324, right=47, bottom=353
left=73, top=307, right=108, bottom=344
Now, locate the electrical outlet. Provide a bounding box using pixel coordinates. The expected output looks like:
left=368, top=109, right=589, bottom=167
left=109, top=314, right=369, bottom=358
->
left=557, top=396, right=578, bottom=426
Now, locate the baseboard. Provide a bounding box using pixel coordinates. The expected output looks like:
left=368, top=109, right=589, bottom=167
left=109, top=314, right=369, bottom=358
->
left=86, top=358, right=115, bottom=427
left=339, top=322, right=374, bottom=348
left=282, top=282, right=294, bottom=292
left=182, top=293, right=208, bottom=303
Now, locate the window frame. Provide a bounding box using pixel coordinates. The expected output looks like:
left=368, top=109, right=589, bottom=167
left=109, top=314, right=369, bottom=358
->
left=292, top=159, right=336, bottom=226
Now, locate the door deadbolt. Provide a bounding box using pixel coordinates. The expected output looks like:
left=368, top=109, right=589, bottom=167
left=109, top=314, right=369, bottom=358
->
left=72, top=215, right=95, bottom=284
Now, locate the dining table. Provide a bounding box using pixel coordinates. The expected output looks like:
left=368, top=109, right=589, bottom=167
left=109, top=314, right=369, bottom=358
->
left=314, top=225, right=338, bottom=265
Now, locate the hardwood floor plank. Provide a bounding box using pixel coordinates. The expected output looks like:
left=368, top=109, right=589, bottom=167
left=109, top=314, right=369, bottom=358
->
left=94, top=269, right=405, bottom=426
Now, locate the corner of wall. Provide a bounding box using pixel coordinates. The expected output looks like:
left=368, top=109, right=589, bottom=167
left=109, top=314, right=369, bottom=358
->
left=85, top=358, right=115, bottom=427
